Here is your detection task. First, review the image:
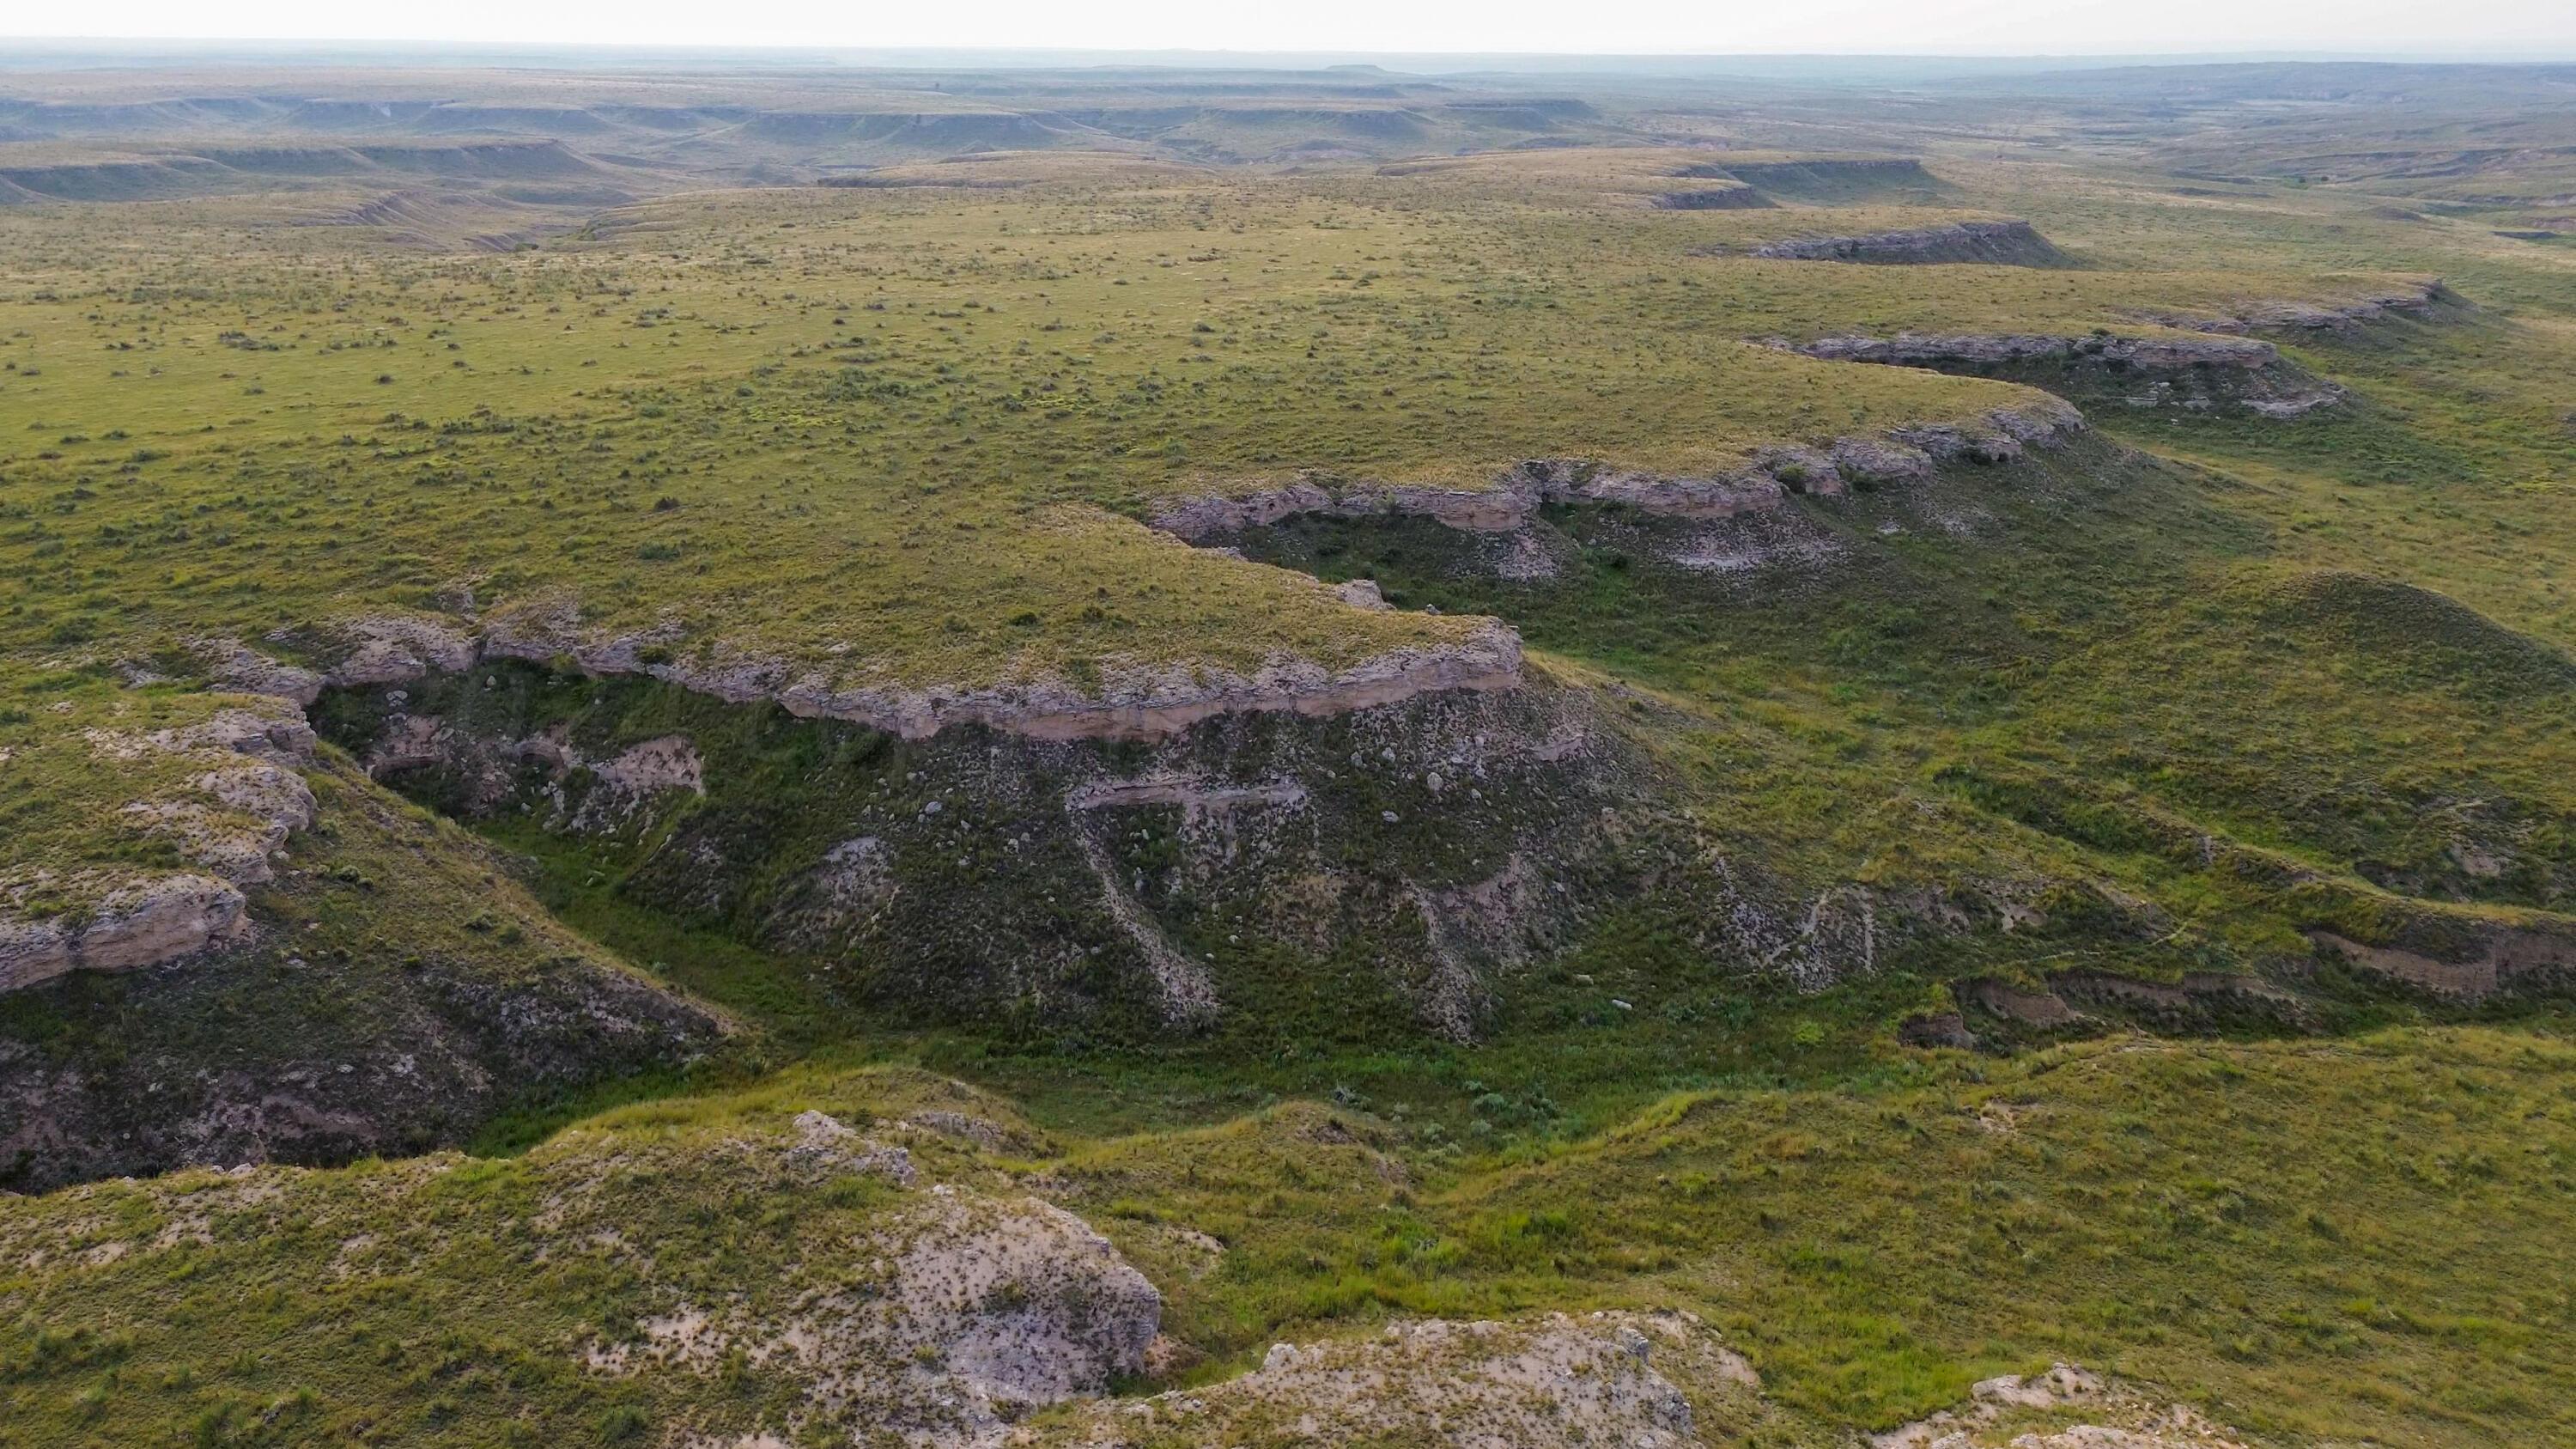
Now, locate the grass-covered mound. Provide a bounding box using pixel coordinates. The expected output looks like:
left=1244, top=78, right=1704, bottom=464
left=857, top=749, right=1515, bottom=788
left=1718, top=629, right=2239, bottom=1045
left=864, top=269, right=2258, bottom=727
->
left=3, top=1029, right=2571, bottom=1446
left=0, top=676, right=725, bottom=1190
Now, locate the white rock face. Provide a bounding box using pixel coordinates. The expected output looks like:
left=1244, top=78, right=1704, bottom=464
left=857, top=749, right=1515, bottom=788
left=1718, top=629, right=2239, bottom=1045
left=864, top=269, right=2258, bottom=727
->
left=197, top=640, right=325, bottom=706
left=586, top=734, right=706, bottom=804
left=1030, top=1310, right=1757, bottom=1449
left=1146, top=407, right=2081, bottom=570
left=1804, top=332, right=2278, bottom=371
left=1871, top=1362, right=2257, bottom=1449
left=0, top=874, right=248, bottom=993
left=1335, top=577, right=1393, bottom=611
left=589, top=1134, right=1162, bottom=1448
left=323, top=615, right=480, bottom=687
left=889, top=1195, right=1162, bottom=1413
left=7, top=697, right=319, bottom=995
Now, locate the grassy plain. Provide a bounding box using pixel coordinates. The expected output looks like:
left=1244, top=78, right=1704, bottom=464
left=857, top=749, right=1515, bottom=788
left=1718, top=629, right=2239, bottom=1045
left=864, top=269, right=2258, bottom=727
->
left=0, top=159, right=2488, bottom=691
left=6, top=58, right=2576, bottom=1448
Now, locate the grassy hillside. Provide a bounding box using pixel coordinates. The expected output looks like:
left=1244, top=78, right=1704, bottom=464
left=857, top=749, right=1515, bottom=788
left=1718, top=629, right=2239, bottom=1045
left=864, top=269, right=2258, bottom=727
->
left=4, top=1028, right=2572, bottom=1446
left=5, top=56, right=2576, bottom=1448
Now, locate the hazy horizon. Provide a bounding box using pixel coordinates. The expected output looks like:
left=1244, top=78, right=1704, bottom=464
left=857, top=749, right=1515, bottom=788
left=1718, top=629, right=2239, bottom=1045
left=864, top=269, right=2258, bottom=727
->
left=7, top=0, right=2576, bottom=64
left=7, top=38, right=2576, bottom=77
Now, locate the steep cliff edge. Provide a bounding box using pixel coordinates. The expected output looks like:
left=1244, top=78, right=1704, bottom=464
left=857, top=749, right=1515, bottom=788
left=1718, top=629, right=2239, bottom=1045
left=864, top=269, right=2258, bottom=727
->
left=1747, top=218, right=2072, bottom=267
left=0, top=690, right=725, bottom=1190
left=317, top=659, right=1879, bottom=1046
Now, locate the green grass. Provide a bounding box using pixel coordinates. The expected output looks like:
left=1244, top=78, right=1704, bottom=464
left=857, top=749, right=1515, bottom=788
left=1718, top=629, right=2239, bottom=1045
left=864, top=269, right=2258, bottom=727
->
left=4, top=1025, right=2573, bottom=1446
left=10, top=71, right=2576, bottom=1448
left=0, top=159, right=2473, bottom=697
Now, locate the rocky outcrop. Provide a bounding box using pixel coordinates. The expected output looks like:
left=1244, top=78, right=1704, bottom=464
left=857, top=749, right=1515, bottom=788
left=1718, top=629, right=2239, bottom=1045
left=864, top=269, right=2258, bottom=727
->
left=1803, top=332, right=2278, bottom=372
left=1874, top=1362, right=2256, bottom=1449
left=1150, top=405, right=2083, bottom=545
left=1703, top=156, right=1945, bottom=198
left=2308, top=926, right=2576, bottom=1001
left=364, top=713, right=711, bottom=833
left=331, top=663, right=1856, bottom=1044
left=514, top=614, right=1529, bottom=746
left=4, top=699, right=324, bottom=995
left=83, top=703, right=317, bottom=764
left=1749, top=218, right=2069, bottom=266
left=197, top=637, right=325, bottom=706
left=0, top=874, right=248, bottom=993
left=320, top=613, right=479, bottom=686
left=0, top=765, right=729, bottom=1190
left=1335, top=577, right=1392, bottom=610
left=211, top=605, right=1525, bottom=748
left=1651, top=185, right=1775, bottom=210
left=117, top=770, right=313, bottom=886
left=201, top=409, right=2091, bottom=751
left=1797, top=331, right=2349, bottom=417
left=4, top=1093, right=1150, bottom=1440
left=1030, top=1310, right=1757, bottom=1449
left=579, top=1119, right=1162, bottom=1446
left=2132, top=278, right=2452, bottom=335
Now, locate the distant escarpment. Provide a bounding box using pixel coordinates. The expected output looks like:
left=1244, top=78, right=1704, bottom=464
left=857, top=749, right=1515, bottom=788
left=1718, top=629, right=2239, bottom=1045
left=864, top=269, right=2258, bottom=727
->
left=187, top=408, right=2079, bottom=753
left=2128, top=278, right=2458, bottom=336
left=1213, top=434, right=2122, bottom=600
left=1744, top=218, right=2071, bottom=267
left=1650, top=184, right=1776, bottom=210
left=0, top=138, right=610, bottom=205
left=1151, top=400, right=2084, bottom=545
left=1796, top=330, right=2347, bottom=417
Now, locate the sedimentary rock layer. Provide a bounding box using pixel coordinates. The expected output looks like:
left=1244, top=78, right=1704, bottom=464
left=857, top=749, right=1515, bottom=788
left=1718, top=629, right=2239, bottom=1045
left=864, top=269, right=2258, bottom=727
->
left=1150, top=401, right=2084, bottom=543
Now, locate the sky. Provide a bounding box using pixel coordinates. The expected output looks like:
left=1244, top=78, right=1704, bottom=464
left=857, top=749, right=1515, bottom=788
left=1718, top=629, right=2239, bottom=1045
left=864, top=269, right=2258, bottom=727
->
left=9, top=0, right=2575, bottom=58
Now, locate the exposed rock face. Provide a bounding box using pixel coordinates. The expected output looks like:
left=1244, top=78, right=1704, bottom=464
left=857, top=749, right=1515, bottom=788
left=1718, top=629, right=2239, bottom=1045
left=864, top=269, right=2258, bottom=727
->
left=1651, top=184, right=1776, bottom=210
left=201, top=411, right=2092, bottom=752
left=366, top=715, right=711, bottom=831
left=884, top=1193, right=1162, bottom=1416
left=331, top=663, right=1880, bottom=1044
left=1223, top=425, right=2126, bottom=603
left=477, top=608, right=1527, bottom=746
left=2308, top=926, right=2576, bottom=1000
left=1, top=877, right=725, bottom=1193
left=1704, top=156, right=1945, bottom=198
left=5, top=698, right=324, bottom=995
left=1873, top=1363, right=2257, bottom=1449
left=0, top=874, right=247, bottom=993
left=1030, top=1310, right=1758, bottom=1449
left=209, top=605, right=1523, bottom=748
left=84, top=702, right=317, bottom=764
left=320, top=613, right=479, bottom=687
left=197, top=638, right=325, bottom=706
left=1, top=702, right=727, bottom=1187
left=6, top=1095, right=1149, bottom=1445
left=1749, top=218, right=2069, bottom=266
left=577, top=1121, right=1160, bottom=1447
left=1335, top=576, right=1392, bottom=610
left=1799, top=331, right=2346, bottom=417
left=2132, top=278, right=2451, bottom=335
left=1804, top=332, right=2277, bottom=372
left=1151, top=406, right=2082, bottom=545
